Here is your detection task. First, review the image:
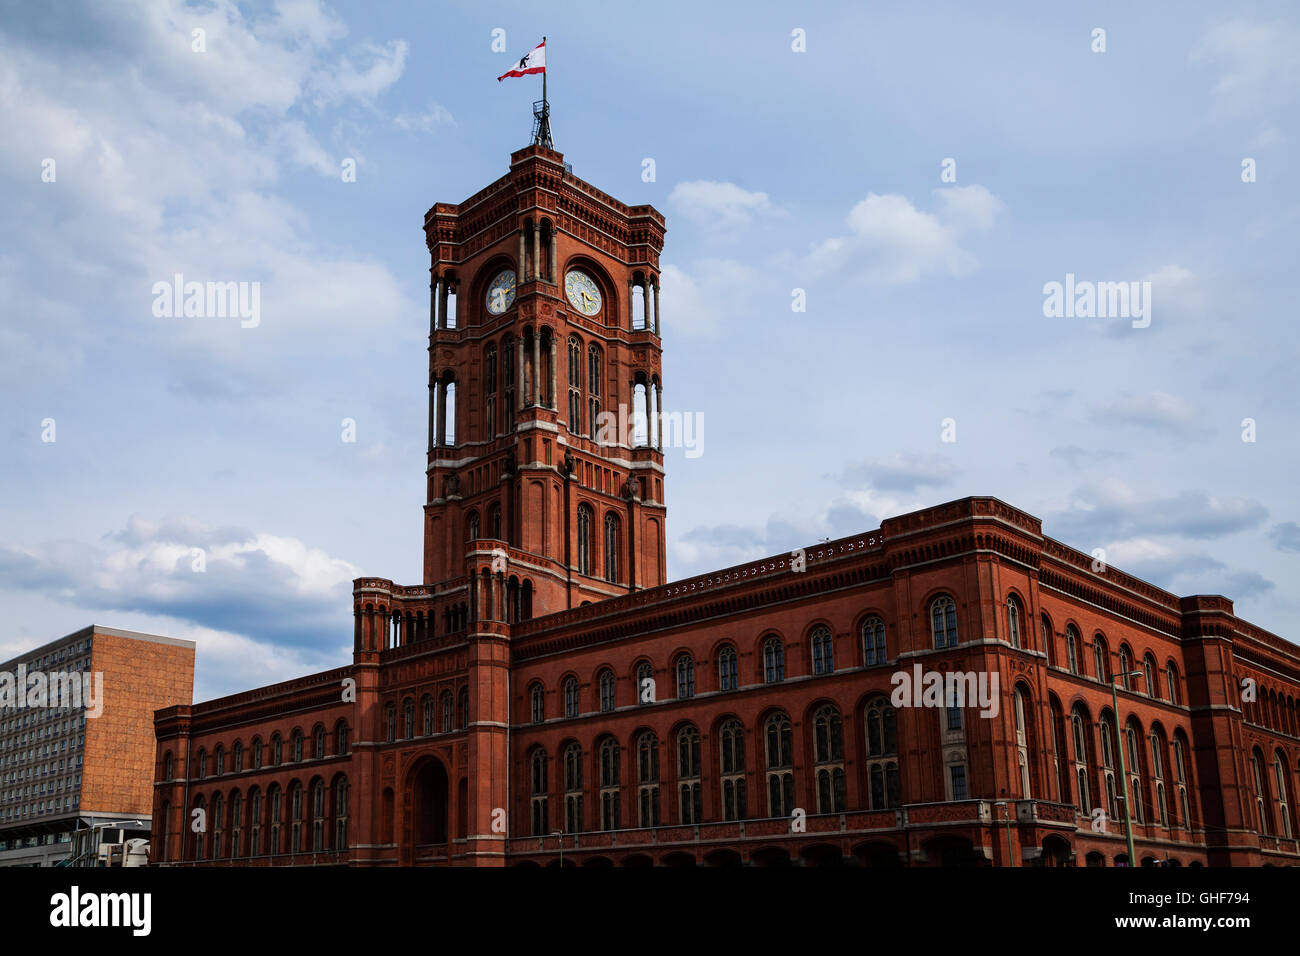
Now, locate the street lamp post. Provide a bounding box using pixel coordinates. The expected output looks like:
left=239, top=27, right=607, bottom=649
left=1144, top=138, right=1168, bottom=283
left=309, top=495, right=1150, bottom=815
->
left=994, top=800, right=1016, bottom=867
left=551, top=829, right=564, bottom=868
left=1111, top=672, right=1143, bottom=866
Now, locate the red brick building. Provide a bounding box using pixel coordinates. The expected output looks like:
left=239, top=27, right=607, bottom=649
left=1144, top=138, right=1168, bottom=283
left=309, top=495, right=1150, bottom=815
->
left=151, top=144, right=1300, bottom=867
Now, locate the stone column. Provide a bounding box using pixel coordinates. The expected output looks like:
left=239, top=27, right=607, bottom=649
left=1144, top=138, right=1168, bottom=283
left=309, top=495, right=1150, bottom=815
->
left=434, top=274, right=444, bottom=335
left=655, top=383, right=663, bottom=451
left=519, top=229, right=527, bottom=282
left=439, top=278, right=449, bottom=330
left=627, top=280, right=634, bottom=329
left=434, top=379, right=444, bottom=455
left=642, top=283, right=651, bottom=329
left=643, top=383, right=652, bottom=447
left=533, top=222, right=542, bottom=281
left=653, top=279, right=660, bottom=334
left=549, top=229, right=558, bottom=282
left=436, top=380, right=447, bottom=447
left=548, top=332, right=557, bottom=409
left=532, top=331, right=541, bottom=407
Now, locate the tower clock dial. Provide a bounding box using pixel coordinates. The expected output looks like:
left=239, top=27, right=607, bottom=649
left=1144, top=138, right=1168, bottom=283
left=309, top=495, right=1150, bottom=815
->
left=485, top=269, right=517, bottom=314
left=564, top=270, right=602, bottom=316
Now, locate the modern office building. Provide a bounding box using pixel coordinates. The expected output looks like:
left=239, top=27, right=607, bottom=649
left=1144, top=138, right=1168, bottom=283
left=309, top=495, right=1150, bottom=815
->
left=0, top=625, right=195, bottom=865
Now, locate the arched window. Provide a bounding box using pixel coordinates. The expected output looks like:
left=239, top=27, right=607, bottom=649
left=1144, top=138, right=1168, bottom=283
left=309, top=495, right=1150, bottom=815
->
left=422, top=696, right=434, bottom=736
left=230, top=790, right=242, bottom=858
left=1251, top=751, right=1269, bottom=835
left=211, top=792, right=224, bottom=859
left=489, top=503, right=502, bottom=540
left=567, top=335, right=583, bottom=434
left=1119, top=646, right=1134, bottom=690
left=467, top=511, right=480, bottom=542
left=813, top=705, right=845, bottom=813
left=764, top=712, right=794, bottom=817
left=861, top=617, right=886, bottom=666
left=440, top=691, right=453, bottom=733
left=676, top=726, right=702, bottom=824
left=336, top=721, right=349, bottom=755
left=586, top=344, right=602, bottom=440
left=577, top=505, right=593, bottom=576
left=1273, top=753, right=1293, bottom=839
left=163, top=751, right=174, bottom=780
left=272, top=734, right=283, bottom=766
left=1070, top=706, right=1092, bottom=814
left=1173, top=734, right=1192, bottom=828
left=233, top=741, right=244, bottom=773
left=636, top=661, right=654, bottom=704
left=251, top=738, right=262, bottom=770
left=1066, top=627, right=1080, bottom=675
left=530, top=748, right=549, bottom=836
left=598, top=737, right=621, bottom=830
left=334, top=777, right=349, bottom=850
left=249, top=789, right=262, bottom=856
left=192, top=796, right=206, bottom=859
left=1151, top=732, right=1169, bottom=827
left=675, top=654, right=695, bottom=698
left=637, top=732, right=661, bottom=827
left=563, top=742, right=583, bottom=833
left=402, top=699, right=414, bottom=739
left=717, top=645, right=738, bottom=692
left=864, top=697, right=900, bottom=810
left=289, top=782, right=304, bottom=854
left=197, top=748, right=208, bottom=778
left=931, top=596, right=958, bottom=648
left=1143, top=654, right=1157, bottom=698
left=292, top=730, right=304, bottom=762
left=1007, top=596, right=1023, bottom=648
left=1041, top=615, right=1053, bottom=665
left=603, top=513, right=620, bottom=583
left=598, top=668, right=615, bottom=712
left=762, top=637, right=785, bottom=683
left=269, top=786, right=282, bottom=856
left=1165, top=663, right=1180, bottom=705
left=563, top=676, right=579, bottom=718
left=214, top=745, right=225, bottom=776
left=1093, top=635, right=1109, bottom=683
left=1099, top=715, right=1119, bottom=821
left=1125, top=721, right=1145, bottom=824
left=530, top=683, right=545, bottom=723
left=810, top=626, right=834, bottom=676
left=312, top=779, right=326, bottom=851
left=1014, top=688, right=1032, bottom=798
left=719, top=719, right=746, bottom=821
left=384, top=704, right=395, bottom=743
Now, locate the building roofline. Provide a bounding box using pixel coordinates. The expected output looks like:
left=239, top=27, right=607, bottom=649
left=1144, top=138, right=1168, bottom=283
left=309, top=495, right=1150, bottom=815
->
left=1, top=624, right=195, bottom=670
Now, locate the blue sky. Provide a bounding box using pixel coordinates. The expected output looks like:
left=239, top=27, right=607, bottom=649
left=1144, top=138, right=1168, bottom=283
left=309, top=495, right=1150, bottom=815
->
left=2, top=0, right=1298, bottom=700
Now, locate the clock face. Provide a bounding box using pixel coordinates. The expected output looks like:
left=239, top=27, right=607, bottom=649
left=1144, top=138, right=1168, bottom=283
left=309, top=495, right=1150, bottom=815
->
left=564, top=270, right=602, bottom=316
left=485, top=269, right=516, bottom=315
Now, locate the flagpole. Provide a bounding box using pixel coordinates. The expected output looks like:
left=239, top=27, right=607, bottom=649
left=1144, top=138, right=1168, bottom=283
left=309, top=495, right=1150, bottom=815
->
left=542, top=36, right=547, bottom=114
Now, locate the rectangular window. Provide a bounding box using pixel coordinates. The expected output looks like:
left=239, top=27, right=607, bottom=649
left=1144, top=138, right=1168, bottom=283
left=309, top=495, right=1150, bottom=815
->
left=950, top=765, right=968, bottom=801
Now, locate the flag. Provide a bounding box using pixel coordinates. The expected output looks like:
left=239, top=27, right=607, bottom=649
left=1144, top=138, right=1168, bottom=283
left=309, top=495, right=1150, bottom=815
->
left=498, top=40, right=546, bottom=81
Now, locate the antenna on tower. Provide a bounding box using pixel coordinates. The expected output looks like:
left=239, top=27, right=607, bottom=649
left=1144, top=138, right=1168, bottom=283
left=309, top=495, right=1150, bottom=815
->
left=531, top=36, right=553, bottom=148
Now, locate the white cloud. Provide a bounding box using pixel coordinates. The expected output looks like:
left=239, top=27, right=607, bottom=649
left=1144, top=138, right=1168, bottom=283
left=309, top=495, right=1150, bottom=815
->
left=668, top=180, right=774, bottom=229
left=1191, top=19, right=1300, bottom=115
left=394, top=102, right=454, bottom=132
left=1089, top=391, right=1209, bottom=437
left=807, top=185, right=1003, bottom=283
left=659, top=259, right=760, bottom=337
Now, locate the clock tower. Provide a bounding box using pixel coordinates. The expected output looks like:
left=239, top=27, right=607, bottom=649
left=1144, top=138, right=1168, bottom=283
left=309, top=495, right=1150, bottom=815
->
left=423, top=143, right=668, bottom=619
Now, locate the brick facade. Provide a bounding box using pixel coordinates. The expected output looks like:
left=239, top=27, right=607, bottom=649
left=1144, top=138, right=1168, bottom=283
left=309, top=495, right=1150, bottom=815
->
left=151, top=148, right=1300, bottom=868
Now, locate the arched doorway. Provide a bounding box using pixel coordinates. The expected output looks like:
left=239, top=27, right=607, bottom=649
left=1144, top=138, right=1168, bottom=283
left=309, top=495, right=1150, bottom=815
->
left=411, top=758, right=449, bottom=851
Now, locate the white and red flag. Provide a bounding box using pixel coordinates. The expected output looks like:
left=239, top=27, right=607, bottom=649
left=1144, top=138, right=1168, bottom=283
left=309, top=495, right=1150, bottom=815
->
left=498, top=40, right=546, bottom=81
